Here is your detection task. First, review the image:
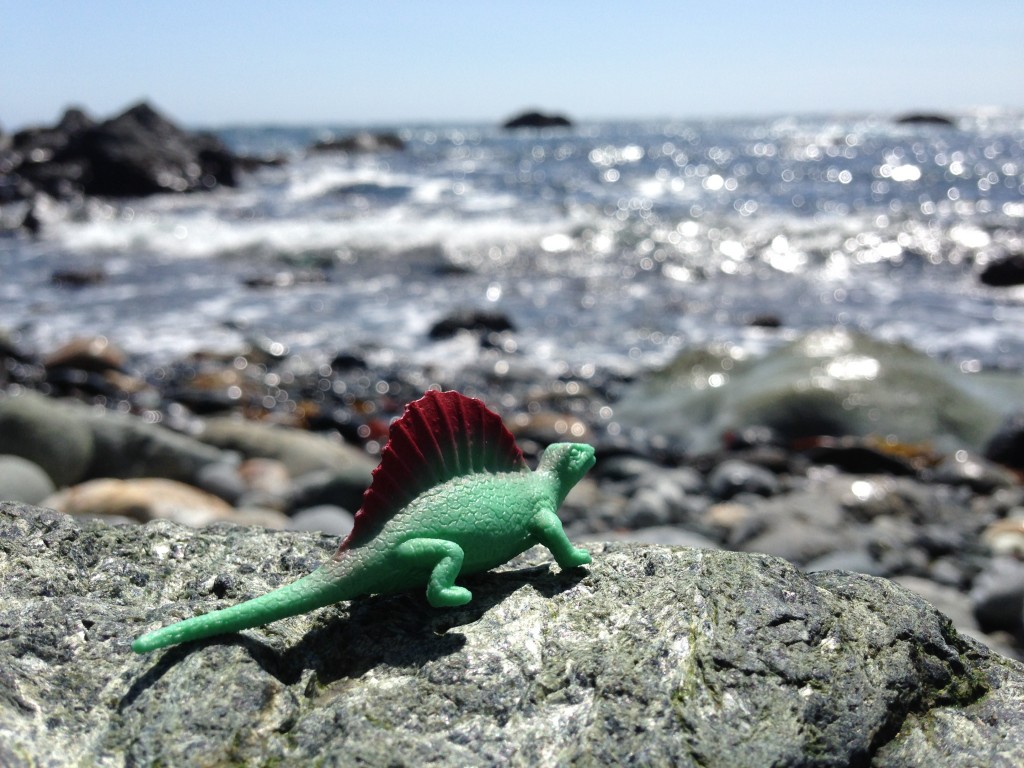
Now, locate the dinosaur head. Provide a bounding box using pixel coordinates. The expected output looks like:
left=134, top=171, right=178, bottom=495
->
left=538, top=442, right=596, bottom=502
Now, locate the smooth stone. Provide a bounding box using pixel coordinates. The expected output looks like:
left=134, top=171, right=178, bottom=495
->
left=0, top=390, right=94, bottom=487
left=615, top=328, right=1024, bottom=454
left=970, top=556, right=1024, bottom=636
left=741, top=522, right=855, bottom=566
left=198, top=417, right=377, bottom=479
left=707, top=459, right=780, bottom=500
left=0, top=455, right=56, bottom=504
left=983, top=410, right=1024, bottom=471
left=84, top=408, right=226, bottom=484
left=42, top=478, right=237, bottom=527
left=803, top=549, right=887, bottom=576
left=287, top=505, right=355, bottom=537
left=194, top=459, right=247, bottom=504
left=982, top=516, right=1024, bottom=558
left=44, top=336, right=126, bottom=373
left=582, top=526, right=719, bottom=548
left=928, top=451, right=1016, bottom=493
left=286, top=467, right=374, bottom=515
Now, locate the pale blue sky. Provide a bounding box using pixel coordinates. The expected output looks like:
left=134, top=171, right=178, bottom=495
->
left=2, top=1, right=1022, bottom=130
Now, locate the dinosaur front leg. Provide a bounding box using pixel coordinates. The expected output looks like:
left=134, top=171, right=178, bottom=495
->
left=528, top=507, right=592, bottom=569
left=395, top=538, right=473, bottom=607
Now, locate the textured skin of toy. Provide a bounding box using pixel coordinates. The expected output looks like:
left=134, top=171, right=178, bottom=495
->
left=131, top=390, right=594, bottom=653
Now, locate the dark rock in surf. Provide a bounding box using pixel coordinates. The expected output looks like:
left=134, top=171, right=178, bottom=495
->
left=895, top=113, right=957, bottom=127
left=309, top=132, right=405, bottom=153
left=2, top=102, right=239, bottom=201
left=984, top=410, right=1024, bottom=471
left=428, top=309, right=516, bottom=340
left=502, top=110, right=573, bottom=129
left=979, top=252, right=1024, bottom=287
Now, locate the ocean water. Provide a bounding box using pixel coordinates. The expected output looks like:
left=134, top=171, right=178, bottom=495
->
left=3, top=113, right=1023, bottom=380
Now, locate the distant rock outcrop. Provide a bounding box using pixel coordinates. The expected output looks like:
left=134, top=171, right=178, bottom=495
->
left=1, top=102, right=239, bottom=200
left=979, top=252, right=1024, bottom=287
left=2, top=502, right=1022, bottom=766
left=894, top=113, right=957, bottom=127
left=309, top=131, right=405, bottom=153
left=502, top=110, right=573, bottom=129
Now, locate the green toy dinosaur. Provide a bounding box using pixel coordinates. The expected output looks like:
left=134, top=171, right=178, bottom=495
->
left=132, top=390, right=595, bottom=653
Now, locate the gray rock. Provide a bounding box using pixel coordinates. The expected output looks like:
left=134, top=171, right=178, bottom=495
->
left=803, top=548, right=886, bottom=576
left=0, top=390, right=94, bottom=486
left=707, top=459, right=780, bottom=500
left=581, top=525, right=719, bottom=548
left=286, top=466, right=375, bottom=514
left=971, top=556, right=1024, bottom=637
left=84, top=408, right=227, bottom=484
left=615, top=328, right=1024, bottom=454
left=2, top=502, right=1022, bottom=767
left=0, top=454, right=56, bottom=504
left=287, top=504, right=356, bottom=536
left=198, top=416, right=377, bottom=479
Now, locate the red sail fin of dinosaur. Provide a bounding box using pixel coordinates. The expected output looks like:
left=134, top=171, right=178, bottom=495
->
left=336, top=390, right=528, bottom=553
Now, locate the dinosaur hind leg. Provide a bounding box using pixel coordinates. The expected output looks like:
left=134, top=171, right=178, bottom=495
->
left=395, top=538, right=473, bottom=607
left=529, top=508, right=592, bottom=569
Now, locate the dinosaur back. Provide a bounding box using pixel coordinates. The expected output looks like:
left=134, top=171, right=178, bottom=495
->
left=337, top=390, right=528, bottom=552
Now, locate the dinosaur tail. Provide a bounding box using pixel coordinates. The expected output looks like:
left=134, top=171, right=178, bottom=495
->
left=131, top=564, right=351, bottom=654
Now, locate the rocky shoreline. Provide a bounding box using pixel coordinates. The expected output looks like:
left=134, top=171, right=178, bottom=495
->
left=2, top=326, right=1023, bottom=667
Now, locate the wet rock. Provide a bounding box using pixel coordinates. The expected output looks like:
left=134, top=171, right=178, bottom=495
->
left=0, top=390, right=94, bottom=487
left=2, top=503, right=1021, bottom=767
left=970, top=556, right=1024, bottom=637
left=894, top=113, right=957, bottom=127
left=0, top=455, right=56, bottom=504
left=242, top=269, right=328, bottom=289
left=502, top=110, right=573, bottom=129
left=707, top=459, right=780, bottom=500
left=50, top=267, right=107, bottom=288
left=506, top=409, right=590, bottom=445
left=84, top=408, right=226, bottom=484
left=309, top=132, right=405, bottom=153
left=427, top=309, right=516, bottom=340
left=197, top=416, right=377, bottom=479
left=978, top=251, right=1024, bottom=287
left=6, top=102, right=238, bottom=201
left=44, top=336, right=126, bottom=373
left=286, top=504, right=355, bottom=536
left=615, top=328, right=1023, bottom=454
left=928, top=451, right=1016, bottom=493
left=800, top=435, right=920, bottom=475
left=984, top=409, right=1024, bottom=471
left=286, top=467, right=373, bottom=515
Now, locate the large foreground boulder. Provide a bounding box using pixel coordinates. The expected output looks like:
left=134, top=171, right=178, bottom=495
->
left=1, top=503, right=1021, bottom=766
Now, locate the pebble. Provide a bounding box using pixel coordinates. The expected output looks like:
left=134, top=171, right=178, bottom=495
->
left=43, top=478, right=239, bottom=526
left=970, top=556, right=1024, bottom=636
left=287, top=505, right=355, bottom=537
left=707, top=459, right=780, bottom=500
left=197, top=416, right=377, bottom=478
left=581, top=526, right=720, bottom=548
left=0, top=454, right=56, bottom=504
left=0, top=389, right=94, bottom=487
